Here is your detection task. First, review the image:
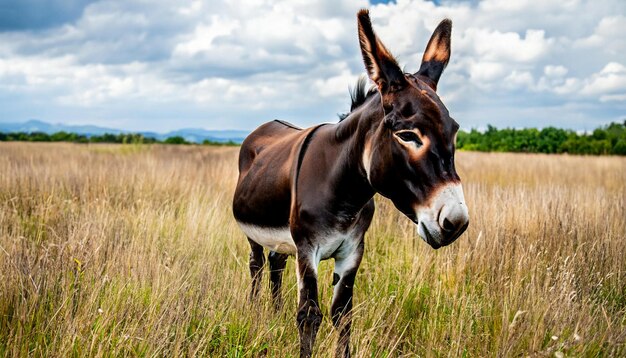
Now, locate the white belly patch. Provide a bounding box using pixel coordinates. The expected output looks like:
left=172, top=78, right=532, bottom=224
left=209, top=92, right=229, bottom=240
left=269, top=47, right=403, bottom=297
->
left=236, top=222, right=297, bottom=255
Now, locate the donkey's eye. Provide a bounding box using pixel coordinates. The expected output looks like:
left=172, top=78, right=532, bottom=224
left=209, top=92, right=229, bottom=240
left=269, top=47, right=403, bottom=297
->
left=396, top=131, right=422, bottom=145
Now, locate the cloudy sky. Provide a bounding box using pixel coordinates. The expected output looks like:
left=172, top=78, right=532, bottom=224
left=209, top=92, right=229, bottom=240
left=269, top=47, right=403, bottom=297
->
left=0, top=0, right=624, bottom=132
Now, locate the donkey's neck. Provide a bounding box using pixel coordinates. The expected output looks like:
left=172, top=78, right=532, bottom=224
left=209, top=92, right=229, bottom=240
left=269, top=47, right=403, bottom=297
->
left=324, top=94, right=384, bottom=213
left=335, top=92, right=384, bottom=176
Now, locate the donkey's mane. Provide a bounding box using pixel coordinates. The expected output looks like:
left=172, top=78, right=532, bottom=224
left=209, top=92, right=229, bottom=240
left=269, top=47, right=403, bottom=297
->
left=338, top=76, right=377, bottom=121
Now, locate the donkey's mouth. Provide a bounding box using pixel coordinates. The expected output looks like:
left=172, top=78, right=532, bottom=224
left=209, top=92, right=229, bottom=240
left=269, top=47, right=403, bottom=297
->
left=419, top=222, right=442, bottom=249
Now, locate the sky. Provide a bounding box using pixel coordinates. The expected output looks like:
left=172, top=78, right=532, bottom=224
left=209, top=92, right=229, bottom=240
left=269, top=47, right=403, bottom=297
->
left=0, top=0, right=625, bottom=132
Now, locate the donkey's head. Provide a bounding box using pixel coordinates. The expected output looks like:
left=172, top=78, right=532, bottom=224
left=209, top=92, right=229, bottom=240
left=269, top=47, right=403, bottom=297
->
left=358, top=10, right=468, bottom=249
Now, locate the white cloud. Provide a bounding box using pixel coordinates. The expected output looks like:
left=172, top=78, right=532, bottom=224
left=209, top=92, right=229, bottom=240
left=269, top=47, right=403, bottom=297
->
left=460, top=28, right=552, bottom=63
left=581, top=62, right=626, bottom=96
left=468, top=61, right=506, bottom=83
left=504, top=71, right=534, bottom=89
left=601, top=94, right=626, bottom=102
left=0, top=0, right=624, bottom=131
left=552, top=78, right=582, bottom=95
left=479, top=0, right=582, bottom=13
left=174, top=17, right=240, bottom=56
left=575, top=15, right=626, bottom=54
left=544, top=65, right=568, bottom=78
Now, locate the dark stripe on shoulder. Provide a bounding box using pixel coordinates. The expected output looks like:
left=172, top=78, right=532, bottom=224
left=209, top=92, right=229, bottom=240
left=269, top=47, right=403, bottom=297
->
left=294, top=124, right=326, bottom=191
left=274, top=119, right=302, bottom=130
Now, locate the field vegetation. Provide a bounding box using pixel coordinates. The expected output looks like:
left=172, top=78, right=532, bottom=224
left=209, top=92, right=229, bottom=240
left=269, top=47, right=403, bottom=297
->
left=0, top=142, right=624, bottom=356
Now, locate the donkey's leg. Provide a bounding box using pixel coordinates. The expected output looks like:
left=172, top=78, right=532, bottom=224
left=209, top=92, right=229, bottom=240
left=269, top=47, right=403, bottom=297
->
left=247, top=238, right=265, bottom=301
left=268, top=251, right=289, bottom=310
left=331, top=239, right=364, bottom=358
left=295, top=250, right=322, bottom=358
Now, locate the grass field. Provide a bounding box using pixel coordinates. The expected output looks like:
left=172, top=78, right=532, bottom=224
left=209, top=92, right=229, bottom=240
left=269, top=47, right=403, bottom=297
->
left=0, top=142, right=624, bottom=357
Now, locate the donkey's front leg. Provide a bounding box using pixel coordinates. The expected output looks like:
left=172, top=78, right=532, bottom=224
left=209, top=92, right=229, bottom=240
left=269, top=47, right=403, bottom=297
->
left=295, top=249, right=322, bottom=358
left=331, top=239, right=364, bottom=358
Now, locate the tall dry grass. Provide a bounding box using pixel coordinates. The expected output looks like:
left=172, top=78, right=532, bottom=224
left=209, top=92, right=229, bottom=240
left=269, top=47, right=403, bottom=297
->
left=0, top=142, right=624, bottom=357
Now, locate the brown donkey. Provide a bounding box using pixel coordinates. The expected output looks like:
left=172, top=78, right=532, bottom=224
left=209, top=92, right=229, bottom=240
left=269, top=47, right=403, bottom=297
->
left=233, top=9, right=469, bottom=357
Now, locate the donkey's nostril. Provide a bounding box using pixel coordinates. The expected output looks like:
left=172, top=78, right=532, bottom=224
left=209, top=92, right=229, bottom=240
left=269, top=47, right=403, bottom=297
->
left=442, top=217, right=455, bottom=232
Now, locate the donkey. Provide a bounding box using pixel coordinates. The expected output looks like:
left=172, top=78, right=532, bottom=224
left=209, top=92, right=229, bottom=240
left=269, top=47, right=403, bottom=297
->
left=232, top=9, right=469, bottom=358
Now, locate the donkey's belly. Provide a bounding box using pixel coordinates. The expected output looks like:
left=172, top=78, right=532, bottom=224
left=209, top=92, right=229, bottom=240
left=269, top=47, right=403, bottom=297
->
left=236, top=222, right=297, bottom=255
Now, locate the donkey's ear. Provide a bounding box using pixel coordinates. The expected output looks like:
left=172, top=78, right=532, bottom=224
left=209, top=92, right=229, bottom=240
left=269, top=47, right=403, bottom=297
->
left=417, top=19, right=452, bottom=90
left=357, top=9, right=406, bottom=93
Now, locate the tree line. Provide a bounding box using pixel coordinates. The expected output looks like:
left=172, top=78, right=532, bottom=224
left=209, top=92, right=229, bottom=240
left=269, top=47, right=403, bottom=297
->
left=0, top=131, right=238, bottom=146
left=457, top=121, right=626, bottom=155
left=1, top=121, right=625, bottom=155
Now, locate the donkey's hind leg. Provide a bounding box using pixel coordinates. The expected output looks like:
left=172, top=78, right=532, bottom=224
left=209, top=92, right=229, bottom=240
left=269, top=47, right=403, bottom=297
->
left=268, top=251, right=289, bottom=310
left=247, top=238, right=265, bottom=301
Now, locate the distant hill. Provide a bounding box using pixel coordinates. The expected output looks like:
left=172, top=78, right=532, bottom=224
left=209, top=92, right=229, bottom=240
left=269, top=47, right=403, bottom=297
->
left=159, top=128, right=250, bottom=144
left=0, top=119, right=249, bottom=144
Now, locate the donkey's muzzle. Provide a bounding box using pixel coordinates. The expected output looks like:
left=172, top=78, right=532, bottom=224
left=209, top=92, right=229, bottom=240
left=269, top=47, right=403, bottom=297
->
left=439, top=203, right=469, bottom=245
left=415, top=182, right=469, bottom=249
left=441, top=219, right=469, bottom=246
left=418, top=218, right=468, bottom=249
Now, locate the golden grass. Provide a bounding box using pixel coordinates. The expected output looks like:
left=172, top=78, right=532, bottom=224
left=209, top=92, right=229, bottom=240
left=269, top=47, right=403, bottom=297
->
left=0, top=142, right=624, bottom=357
